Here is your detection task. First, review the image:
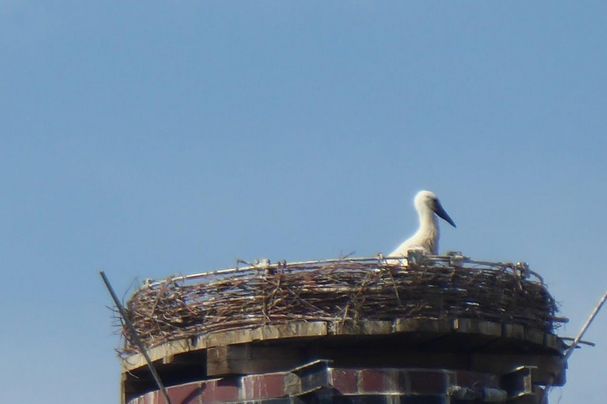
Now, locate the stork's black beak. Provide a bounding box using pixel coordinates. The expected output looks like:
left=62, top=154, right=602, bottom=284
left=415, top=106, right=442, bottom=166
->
left=434, top=199, right=456, bottom=228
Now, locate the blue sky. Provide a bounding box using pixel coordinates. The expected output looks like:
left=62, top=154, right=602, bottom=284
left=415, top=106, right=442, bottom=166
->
left=1, top=2, right=605, bottom=403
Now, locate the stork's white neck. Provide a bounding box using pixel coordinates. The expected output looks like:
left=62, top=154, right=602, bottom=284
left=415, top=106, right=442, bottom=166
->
left=415, top=206, right=439, bottom=253
left=418, top=206, right=438, bottom=231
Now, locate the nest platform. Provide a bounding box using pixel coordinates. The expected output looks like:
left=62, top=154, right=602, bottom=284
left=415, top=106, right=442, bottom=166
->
left=120, top=254, right=568, bottom=403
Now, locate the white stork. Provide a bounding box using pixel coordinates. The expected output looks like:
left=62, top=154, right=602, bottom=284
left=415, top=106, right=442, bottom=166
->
left=389, top=190, right=456, bottom=256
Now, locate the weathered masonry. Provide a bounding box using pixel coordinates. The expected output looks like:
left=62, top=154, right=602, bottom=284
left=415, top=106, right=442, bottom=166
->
left=119, top=254, right=568, bottom=403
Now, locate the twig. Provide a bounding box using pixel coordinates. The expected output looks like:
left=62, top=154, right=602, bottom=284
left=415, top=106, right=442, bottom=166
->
left=564, top=290, right=607, bottom=361
left=100, top=271, right=172, bottom=404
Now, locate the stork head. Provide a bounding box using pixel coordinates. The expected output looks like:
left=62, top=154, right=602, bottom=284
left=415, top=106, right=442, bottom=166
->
left=415, top=190, right=456, bottom=227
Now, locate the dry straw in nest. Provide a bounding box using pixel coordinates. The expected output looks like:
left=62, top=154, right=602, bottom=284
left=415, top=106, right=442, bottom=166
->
left=120, top=255, right=562, bottom=356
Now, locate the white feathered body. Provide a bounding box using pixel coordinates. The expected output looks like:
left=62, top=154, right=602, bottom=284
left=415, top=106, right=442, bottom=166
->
left=389, top=208, right=440, bottom=256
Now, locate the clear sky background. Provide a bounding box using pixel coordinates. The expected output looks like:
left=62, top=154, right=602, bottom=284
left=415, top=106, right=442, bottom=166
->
left=1, top=2, right=605, bottom=403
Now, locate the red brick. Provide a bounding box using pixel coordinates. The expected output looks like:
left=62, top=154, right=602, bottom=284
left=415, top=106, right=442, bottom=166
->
left=200, top=378, right=240, bottom=403
left=242, top=373, right=286, bottom=400
left=330, top=368, right=358, bottom=394
left=166, top=382, right=202, bottom=403
left=359, top=369, right=398, bottom=393
left=156, top=390, right=168, bottom=404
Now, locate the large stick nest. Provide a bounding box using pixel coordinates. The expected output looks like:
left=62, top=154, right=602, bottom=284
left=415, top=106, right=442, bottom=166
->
left=120, top=255, right=561, bottom=356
